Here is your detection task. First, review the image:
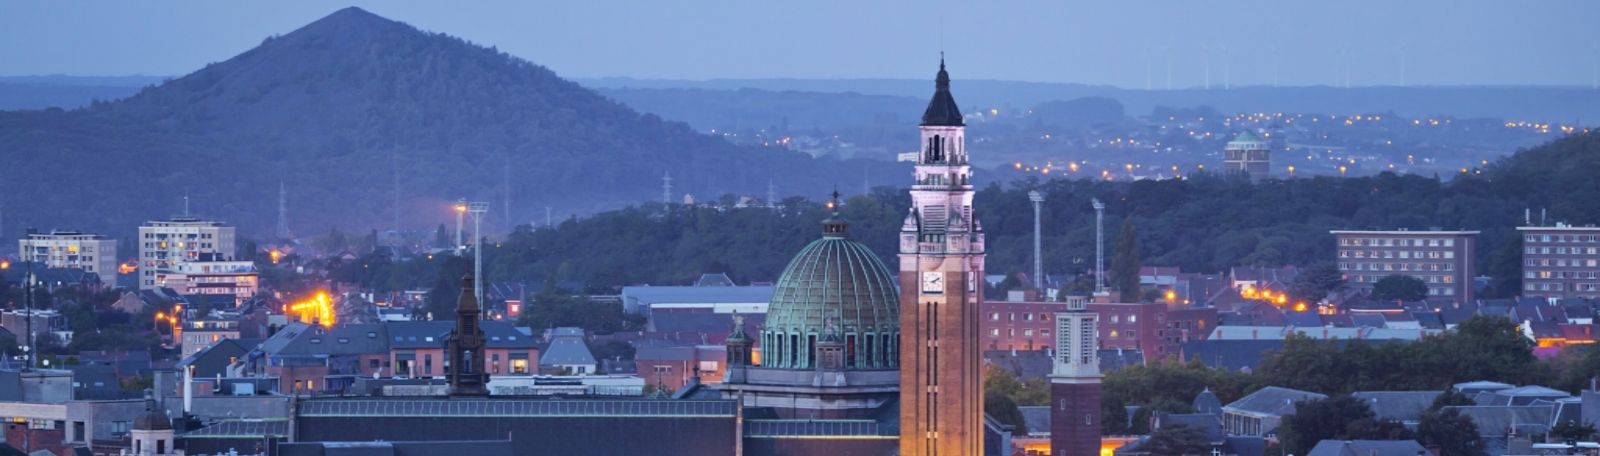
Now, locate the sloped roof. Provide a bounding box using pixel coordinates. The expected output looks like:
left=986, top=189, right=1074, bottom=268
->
left=1223, top=386, right=1326, bottom=417
left=1306, top=439, right=1426, bottom=456
left=1017, top=406, right=1051, bottom=435
left=1352, top=391, right=1442, bottom=422
left=648, top=312, right=767, bottom=334
left=1230, top=130, right=1264, bottom=144
left=1349, top=314, right=1387, bottom=328
left=1446, top=405, right=1553, bottom=436
left=539, top=337, right=597, bottom=366
left=259, top=323, right=388, bottom=357
left=1181, top=339, right=1287, bottom=371
left=1160, top=413, right=1225, bottom=443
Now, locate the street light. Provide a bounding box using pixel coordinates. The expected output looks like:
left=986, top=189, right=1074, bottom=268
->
left=454, top=199, right=468, bottom=251
left=468, top=202, right=489, bottom=308
left=1092, top=198, right=1106, bottom=295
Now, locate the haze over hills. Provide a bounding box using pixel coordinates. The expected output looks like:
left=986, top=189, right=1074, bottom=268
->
left=583, top=77, right=1600, bottom=123
left=0, top=7, right=909, bottom=241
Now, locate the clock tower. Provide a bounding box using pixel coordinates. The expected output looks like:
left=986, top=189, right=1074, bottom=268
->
left=899, top=59, right=985, bottom=456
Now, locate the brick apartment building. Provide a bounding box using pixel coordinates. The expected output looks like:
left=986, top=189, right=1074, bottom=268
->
left=1332, top=230, right=1477, bottom=302
left=981, top=297, right=1215, bottom=363
left=1518, top=224, right=1600, bottom=300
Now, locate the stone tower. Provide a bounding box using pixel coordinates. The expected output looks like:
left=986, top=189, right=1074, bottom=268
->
left=1050, top=294, right=1102, bottom=456
left=899, top=59, right=986, bottom=456
left=447, top=274, right=488, bottom=396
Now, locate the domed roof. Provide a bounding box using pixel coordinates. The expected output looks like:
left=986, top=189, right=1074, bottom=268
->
left=761, top=211, right=899, bottom=370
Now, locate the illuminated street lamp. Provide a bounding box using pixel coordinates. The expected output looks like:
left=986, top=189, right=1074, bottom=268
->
left=454, top=199, right=468, bottom=252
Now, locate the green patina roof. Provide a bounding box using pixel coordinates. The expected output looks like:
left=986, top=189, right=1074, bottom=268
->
left=1231, top=129, right=1264, bottom=143
left=761, top=216, right=900, bottom=370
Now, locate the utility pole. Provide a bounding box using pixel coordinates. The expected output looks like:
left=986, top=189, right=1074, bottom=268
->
left=467, top=202, right=489, bottom=310
left=504, top=160, right=511, bottom=231
left=1092, top=198, right=1106, bottom=295
left=23, top=256, right=32, bottom=372
left=1029, top=191, right=1044, bottom=291
left=767, top=180, right=777, bottom=208
left=393, top=155, right=400, bottom=239
left=545, top=207, right=552, bottom=228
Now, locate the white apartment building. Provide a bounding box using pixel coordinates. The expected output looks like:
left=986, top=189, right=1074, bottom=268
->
left=18, top=230, right=118, bottom=286
left=137, top=218, right=257, bottom=303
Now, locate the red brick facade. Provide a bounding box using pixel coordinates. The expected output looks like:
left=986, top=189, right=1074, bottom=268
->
left=1050, top=381, right=1101, bottom=456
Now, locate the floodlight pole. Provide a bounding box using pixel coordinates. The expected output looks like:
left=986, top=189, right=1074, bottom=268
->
left=1029, top=191, right=1044, bottom=291
left=1092, top=198, right=1106, bottom=294
left=468, top=202, right=489, bottom=311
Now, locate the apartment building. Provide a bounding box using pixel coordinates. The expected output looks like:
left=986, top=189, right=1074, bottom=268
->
left=137, top=218, right=256, bottom=303
left=1332, top=230, right=1477, bottom=302
left=18, top=230, right=118, bottom=287
left=1517, top=224, right=1600, bottom=299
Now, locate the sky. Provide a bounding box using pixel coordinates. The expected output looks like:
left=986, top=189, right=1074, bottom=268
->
left=3, top=1, right=1598, bottom=88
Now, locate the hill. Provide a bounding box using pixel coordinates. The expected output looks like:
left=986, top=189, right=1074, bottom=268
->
left=388, top=131, right=1599, bottom=299
left=581, top=78, right=1600, bottom=123
left=0, top=7, right=908, bottom=241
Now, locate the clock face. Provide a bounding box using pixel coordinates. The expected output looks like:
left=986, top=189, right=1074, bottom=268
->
left=922, top=272, right=943, bottom=294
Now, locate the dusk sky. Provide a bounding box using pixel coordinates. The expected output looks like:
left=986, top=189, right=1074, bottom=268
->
left=3, top=1, right=1598, bottom=88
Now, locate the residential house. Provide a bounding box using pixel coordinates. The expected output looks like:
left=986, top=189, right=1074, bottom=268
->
left=540, top=328, right=597, bottom=375
left=254, top=323, right=389, bottom=394
left=387, top=320, right=538, bottom=378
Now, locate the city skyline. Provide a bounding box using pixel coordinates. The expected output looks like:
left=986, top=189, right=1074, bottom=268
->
left=2, top=1, right=1598, bottom=88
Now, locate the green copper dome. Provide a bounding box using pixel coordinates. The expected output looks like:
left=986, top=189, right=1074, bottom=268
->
left=760, top=215, right=900, bottom=371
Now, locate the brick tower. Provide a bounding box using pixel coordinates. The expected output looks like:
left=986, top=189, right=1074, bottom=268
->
left=899, top=59, right=986, bottom=456
left=1050, top=293, right=1102, bottom=455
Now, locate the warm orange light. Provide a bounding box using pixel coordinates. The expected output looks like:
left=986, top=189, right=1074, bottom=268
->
left=269, top=250, right=283, bottom=264
left=455, top=204, right=468, bottom=213
left=289, top=292, right=336, bottom=327
left=1294, top=302, right=1308, bottom=312
left=174, top=305, right=183, bottom=312
left=0, top=260, right=8, bottom=269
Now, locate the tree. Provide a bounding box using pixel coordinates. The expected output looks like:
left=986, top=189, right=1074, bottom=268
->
left=1139, top=423, right=1212, bottom=456
left=984, top=389, right=1029, bottom=436
left=1552, top=420, right=1598, bottom=442
left=1278, top=395, right=1376, bottom=456
left=1417, top=408, right=1488, bottom=456
left=1109, top=218, right=1142, bottom=302
left=984, top=364, right=1049, bottom=406
left=1429, top=389, right=1476, bottom=411
left=1102, top=393, right=1130, bottom=435
left=1287, top=263, right=1345, bottom=304
left=1371, top=275, right=1428, bottom=301
left=435, top=223, right=451, bottom=249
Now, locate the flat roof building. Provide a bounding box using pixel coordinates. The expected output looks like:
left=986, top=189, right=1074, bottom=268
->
left=138, top=218, right=256, bottom=303
left=1333, top=230, right=1477, bottom=303
left=1516, top=224, right=1600, bottom=300
left=19, top=230, right=118, bottom=287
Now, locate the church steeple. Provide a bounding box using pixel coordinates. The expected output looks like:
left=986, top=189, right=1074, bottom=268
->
left=447, top=274, right=488, bottom=396
left=921, top=58, right=964, bottom=127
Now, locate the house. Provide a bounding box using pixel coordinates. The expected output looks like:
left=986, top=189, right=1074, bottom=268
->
left=1222, top=386, right=1326, bottom=435
left=634, top=345, right=726, bottom=391
left=253, top=323, right=390, bottom=394
left=1305, top=439, right=1427, bottom=456
left=387, top=320, right=538, bottom=378
left=539, top=328, right=597, bottom=375
left=177, top=338, right=263, bottom=379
